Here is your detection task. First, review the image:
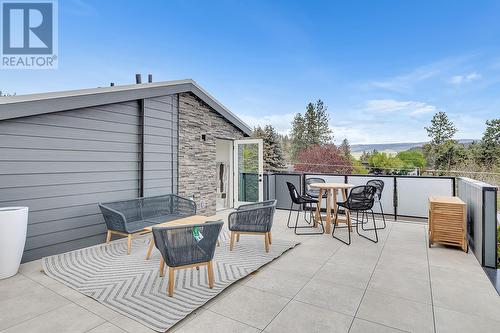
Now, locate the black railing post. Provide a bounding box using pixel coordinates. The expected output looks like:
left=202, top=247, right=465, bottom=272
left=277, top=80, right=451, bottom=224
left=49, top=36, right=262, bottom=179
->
left=393, top=176, right=398, bottom=221
left=452, top=177, right=456, bottom=196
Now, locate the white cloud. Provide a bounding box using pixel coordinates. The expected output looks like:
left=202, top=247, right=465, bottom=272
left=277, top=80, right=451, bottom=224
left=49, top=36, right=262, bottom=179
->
left=366, top=55, right=473, bottom=93
left=365, top=99, right=438, bottom=116
left=330, top=121, right=427, bottom=144
left=449, top=72, right=481, bottom=85
left=369, top=67, right=440, bottom=93
left=237, top=113, right=295, bottom=135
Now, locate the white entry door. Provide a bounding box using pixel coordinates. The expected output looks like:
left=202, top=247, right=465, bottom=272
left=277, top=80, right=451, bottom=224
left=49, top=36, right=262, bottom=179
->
left=233, top=139, right=264, bottom=206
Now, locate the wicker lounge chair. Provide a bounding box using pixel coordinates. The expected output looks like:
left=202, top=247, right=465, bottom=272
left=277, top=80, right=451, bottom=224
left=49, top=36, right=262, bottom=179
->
left=152, top=221, right=223, bottom=297
left=228, top=200, right=277, bottom=253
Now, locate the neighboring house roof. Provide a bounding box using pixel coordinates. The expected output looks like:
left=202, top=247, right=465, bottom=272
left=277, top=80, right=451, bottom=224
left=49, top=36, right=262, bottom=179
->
left=0, top=79, right=252, bottom=135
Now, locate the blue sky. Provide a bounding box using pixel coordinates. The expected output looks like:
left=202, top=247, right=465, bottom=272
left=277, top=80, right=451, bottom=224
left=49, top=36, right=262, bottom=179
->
left=2, top=0, right=500, bottom=144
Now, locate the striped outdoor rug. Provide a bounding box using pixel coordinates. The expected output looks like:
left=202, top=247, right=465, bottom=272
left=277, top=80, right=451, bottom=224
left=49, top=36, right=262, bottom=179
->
left=42, top=228, right=299, bottom=332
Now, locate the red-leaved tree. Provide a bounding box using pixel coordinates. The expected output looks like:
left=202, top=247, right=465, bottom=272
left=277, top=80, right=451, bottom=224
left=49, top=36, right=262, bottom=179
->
left=294, top=144, right=353, bottom=173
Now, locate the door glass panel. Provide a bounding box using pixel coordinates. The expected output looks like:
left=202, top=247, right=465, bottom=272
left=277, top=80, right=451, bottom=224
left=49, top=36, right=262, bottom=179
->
left=237, top=143, right=259, bottom=203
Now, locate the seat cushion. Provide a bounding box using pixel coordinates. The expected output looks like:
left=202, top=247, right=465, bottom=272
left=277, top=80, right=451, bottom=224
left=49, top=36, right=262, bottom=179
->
left=144, top=214, right=185, bottom=224
left=125, top=220, right=158, bottom=233
left=298, top=196, right=318, bottom=204
left=229, top=223, right=268, bottom=233
left=125, top=214, right=186, bottom=233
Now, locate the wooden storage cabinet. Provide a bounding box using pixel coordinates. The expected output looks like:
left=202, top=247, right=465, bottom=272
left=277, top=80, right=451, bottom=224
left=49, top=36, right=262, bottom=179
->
left=428, top=196, right=467, bottom=252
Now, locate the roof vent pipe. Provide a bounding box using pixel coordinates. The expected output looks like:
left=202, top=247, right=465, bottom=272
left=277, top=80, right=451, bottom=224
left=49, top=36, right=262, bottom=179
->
left=135, top=74, right=142, bottom=84
left=148, top=74, right=153, bottom=83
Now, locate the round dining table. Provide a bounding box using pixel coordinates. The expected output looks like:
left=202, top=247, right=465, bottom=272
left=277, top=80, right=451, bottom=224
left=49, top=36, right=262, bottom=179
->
left=308, top=182, right=355, bottom=234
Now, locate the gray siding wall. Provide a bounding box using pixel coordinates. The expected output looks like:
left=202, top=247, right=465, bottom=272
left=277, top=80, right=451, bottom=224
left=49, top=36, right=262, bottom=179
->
left=143, top=95, right=179, bottom=196
left=0, top=96, right=179, bottom=262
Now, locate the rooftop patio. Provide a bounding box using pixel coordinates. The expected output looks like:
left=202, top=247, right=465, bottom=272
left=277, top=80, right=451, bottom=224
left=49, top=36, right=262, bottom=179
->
left=1, top=209, right=498, bottom=333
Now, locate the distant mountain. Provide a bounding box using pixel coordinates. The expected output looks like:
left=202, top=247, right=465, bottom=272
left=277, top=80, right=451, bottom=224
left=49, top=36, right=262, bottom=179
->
left=350, top=139, right=476, bottom=157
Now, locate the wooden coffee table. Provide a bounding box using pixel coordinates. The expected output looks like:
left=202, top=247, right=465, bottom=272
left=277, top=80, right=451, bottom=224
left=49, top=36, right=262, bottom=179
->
left=144, top=215, right=223, bottom=259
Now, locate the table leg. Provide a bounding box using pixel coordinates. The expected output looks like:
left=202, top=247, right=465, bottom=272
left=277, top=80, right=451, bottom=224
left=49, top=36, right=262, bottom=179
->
left=332, top=189, right=338, bottom=226
left=325, top=189, right=332, bottom=234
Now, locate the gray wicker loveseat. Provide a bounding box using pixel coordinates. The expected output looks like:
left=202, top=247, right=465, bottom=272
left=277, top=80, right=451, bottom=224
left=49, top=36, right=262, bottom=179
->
left=99, top=194, right=196, bottom=254
left=228, top=200, right=277, bottom=253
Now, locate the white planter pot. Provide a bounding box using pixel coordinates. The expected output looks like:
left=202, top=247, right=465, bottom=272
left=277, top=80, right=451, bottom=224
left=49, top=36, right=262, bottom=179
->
left=0, top=207, right=28, bottom=279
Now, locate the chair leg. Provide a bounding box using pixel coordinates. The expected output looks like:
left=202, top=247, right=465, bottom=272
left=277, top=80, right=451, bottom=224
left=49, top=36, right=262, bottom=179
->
left=230, top=232, right=235, bottom=251
left=236, top=233, right=240, bottom=242
left=287, top=203, right=294, bottom=228
left=361, top=211, right=368, bottom=230
left=303, top=202, right=312, bottom=224
left=168, top=267, right=174, bottom=297
left=294, top=209, right=300, bottom=233
left=362, top=202, right=386, bottom=231
left=355, top=210, right=378, bottom=243
left=207, top=261, right=214, bottom=289
left=379, top=201, right=387, bottom=229
left=268, top=232, right=272, bottom=244
left=159, top=257, right=165, bottom=277
left=264, top=233, right=270, bottom=253
left=127, top=234, right=132, bottom=255
left=106, top=230, right=112, bottom=244
left=293, top=203, right=325, bottom=235
left=146, top=238, right=154, bottom=260
left=372, top=210, right=379, bottom=242
left=332, top=207, right=351, bottom=245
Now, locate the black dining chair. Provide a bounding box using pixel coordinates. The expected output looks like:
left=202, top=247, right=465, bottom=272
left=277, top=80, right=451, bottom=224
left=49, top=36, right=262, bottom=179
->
left=332, top=185, right=378, bottom=245
left=365, top=179, right=386, bottom=230
left=304, top=177, right=327, bottom=224
left=286, top=182, right=324, bottom=235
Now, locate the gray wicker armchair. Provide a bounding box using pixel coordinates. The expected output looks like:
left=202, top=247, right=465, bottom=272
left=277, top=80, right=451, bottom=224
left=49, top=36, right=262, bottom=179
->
left=152, top=221, right=223, bottom=297
left=228, top=200, right=277, bottom=252
left=99, top=194, right=196, bottom=254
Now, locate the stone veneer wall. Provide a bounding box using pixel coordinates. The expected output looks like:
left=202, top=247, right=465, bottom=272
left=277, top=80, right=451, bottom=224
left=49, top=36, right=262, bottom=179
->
left=178, top=92, right=245, bottom=215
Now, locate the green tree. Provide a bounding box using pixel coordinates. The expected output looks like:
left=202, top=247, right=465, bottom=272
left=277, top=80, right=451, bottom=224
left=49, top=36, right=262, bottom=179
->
left=424, top=111, right=459, bottom=169
left=359, top=150, right=375, bottom=164
left=252, top=126, right=265, bottom=140
left=339, top=138, right=351, bottom=158
left=252, top=125, right=285, bottom=171
left=396, top=149, right=426, bottom=170
left=368, top=152, right=405, bottom=174
left=279, top=134, right=291, bottom=166
left=303, top=102, right=319, bottom=146
left=480, top=119, right=500, bottom=165
left=290, top=113, right=306, bottom=160
left=290, top=99, right=332, bottom=160
left=263, top=125, right=285, bottom=171
left=434, top=140, right=467, bottom=170
left=352, top=159, right=369, bottom=174
left=425, top=111, right=457, bottom=145
left=314, top=99, right=332, bottom=145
